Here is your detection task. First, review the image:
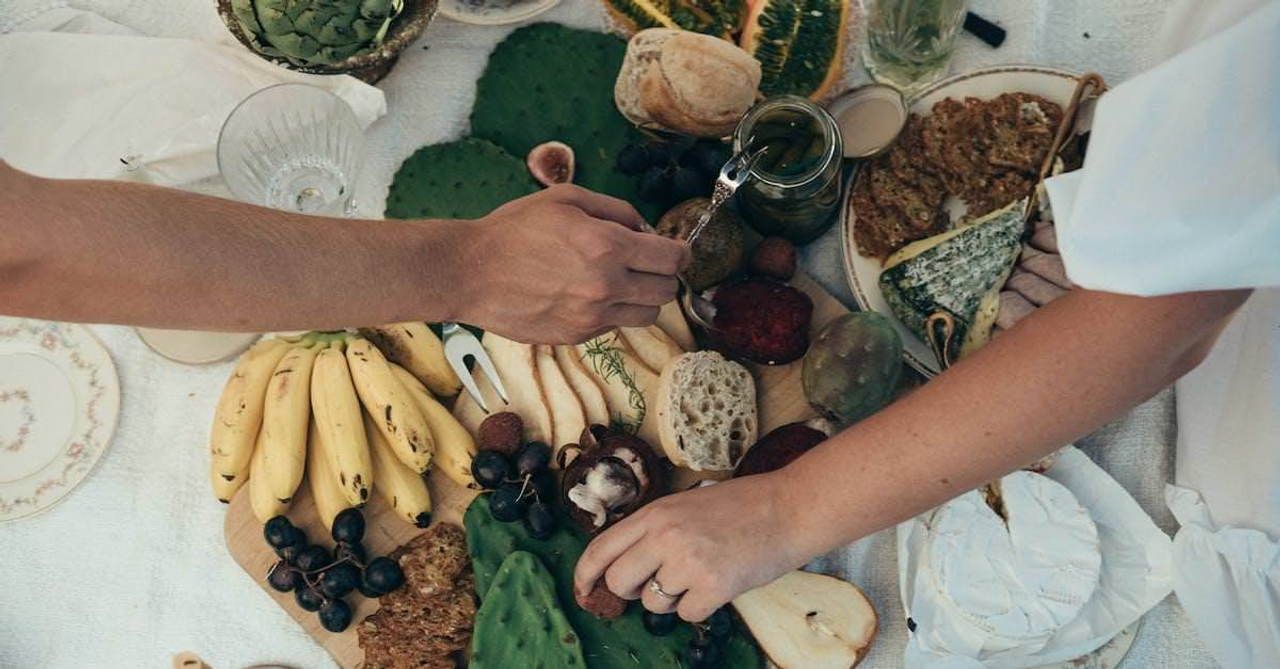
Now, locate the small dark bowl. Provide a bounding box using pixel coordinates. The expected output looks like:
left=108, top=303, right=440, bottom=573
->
left=216, top=0, right=438, bottom=83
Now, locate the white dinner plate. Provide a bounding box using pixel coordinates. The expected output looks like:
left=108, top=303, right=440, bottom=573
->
left=0, top=318, right=120, bottom=522
left=841, top=65, right=1085, bottom=377
left=438, top=0, right=559, bottom=25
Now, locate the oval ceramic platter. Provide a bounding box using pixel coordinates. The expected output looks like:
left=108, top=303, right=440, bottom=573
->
left=841, top=66, right=1084, bottom=377
left=438, top=0, right=559, bottom=25
left=0, top=317, right=120, bottom=522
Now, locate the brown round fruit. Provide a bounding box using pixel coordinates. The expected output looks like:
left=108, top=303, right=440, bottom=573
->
left=527, top=141, right=575, bottom=187
left=748, top=237, right=797, bottom=281
left=655, top=198, right=745, bottom=291
left=478, top=412, right=524, bottom=456
left=575, top=577, right=627, bottom=619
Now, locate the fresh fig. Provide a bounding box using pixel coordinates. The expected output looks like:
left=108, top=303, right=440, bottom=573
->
left=748, top=237, right=797, bottom=281
left=802, top=312, right=903, bottom=427
left=576, top=577, right=628, bottom=619
left=527, top=141, right=575, bottom=187
left=733, top=423, right=827, bottom=478
left=655, top=198, right=746, bottom=291
left=710, top=278, right=813, bottom=365
left=560, top=425, right=666, bottom=533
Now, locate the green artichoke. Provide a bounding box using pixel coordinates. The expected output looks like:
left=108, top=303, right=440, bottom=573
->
left=231, top=0, right=404, bottom=68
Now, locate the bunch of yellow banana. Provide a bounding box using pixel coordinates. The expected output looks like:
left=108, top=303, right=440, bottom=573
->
left=207, top=325, right=479, bottom=525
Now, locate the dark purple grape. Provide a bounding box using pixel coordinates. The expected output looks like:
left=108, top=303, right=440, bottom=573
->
left=706, top=607, right=732, bottom=639
left=319, top=562, right=362, bottom=598
left=689, top=638, right=721, bottom=668
left=671, top=166, right=707, bottom=202
left=646, top=142, right=672, bottom=166
left=318, top=598, right=352, bottom=633
left=616, top=144, right=650, bottom=175
left=264, top=516, right=296, bottom=548
left=643, top=611, right=679, bottom=636
left=530, top=469, right=557, bottom=504
left=294, top=545, right=332, bottom=572
left=267, top=561, right=301, bottom=593
left=523, top=501, right=557, bottom=540
left=490, top=483, right=529, bottom=523
left=294, top=586, right=324, bottom=612
left=471, top=450, right=512, bottom=490
left=358, top=580, right=385, bottom=598
left=364, top=557, right=405, bottom=594
left=334, top=542, right=367, bottom=565
left=690, top=141, right=731, bottom=180
left=331, top=508, right=365, bottom=545
left=275, top=541, right=306, bottom=565
left=638, top=167, right=672, bottom=202
left=514, top=441, right=552, bottom=477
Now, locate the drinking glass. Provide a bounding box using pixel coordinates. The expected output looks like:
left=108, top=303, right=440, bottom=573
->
left=861, top=0, right=970, bottom=92
left=217, top=83, right=364, bottom=215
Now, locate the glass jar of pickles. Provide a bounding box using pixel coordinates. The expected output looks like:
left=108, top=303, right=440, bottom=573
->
left=732, top=95, right=844, bottom=244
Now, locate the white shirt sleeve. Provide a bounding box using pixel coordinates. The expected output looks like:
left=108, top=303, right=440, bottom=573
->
left=1045, top=0, right=1280, bottom=297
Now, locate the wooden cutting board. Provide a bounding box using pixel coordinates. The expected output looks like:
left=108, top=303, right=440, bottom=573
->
left=224, top=271, right=851, bottom=669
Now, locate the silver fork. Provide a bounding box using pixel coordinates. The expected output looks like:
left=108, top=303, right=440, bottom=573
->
left=677, top=147, right=769, bottom=329
left=440, top=323, right=509, bottom=413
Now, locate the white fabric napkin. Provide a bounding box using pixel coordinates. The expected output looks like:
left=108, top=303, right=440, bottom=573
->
left=898, top=447, right=1174, bottom=668
left=0, top=27, right=387, bottom=187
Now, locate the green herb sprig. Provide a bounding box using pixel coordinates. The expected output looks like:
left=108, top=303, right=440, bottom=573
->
left=581, top=334, right=645, bottom=435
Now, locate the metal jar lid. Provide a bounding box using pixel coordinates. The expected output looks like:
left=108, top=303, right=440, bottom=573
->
left=825, top=84, right=908, bottom=159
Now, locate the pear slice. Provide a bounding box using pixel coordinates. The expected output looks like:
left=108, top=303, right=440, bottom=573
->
left=732, top=570, right=878, bottom=669
left=534, top=345, right=586, bottom=454
left=576, top=331, right=662, bottom=447
left=554, top=345, right=610, bottom=428
left=655, top=300, right=696, bottom=352
left=620, top=325, right=684, bottom=374
left=452, top=334, right=553, bottom=445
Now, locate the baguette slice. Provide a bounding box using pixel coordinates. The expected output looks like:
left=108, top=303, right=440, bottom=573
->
left=656, top=351, right=758, bottom=471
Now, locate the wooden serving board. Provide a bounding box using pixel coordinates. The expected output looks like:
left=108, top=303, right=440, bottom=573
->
left=224, top=271, right=851, bottom=669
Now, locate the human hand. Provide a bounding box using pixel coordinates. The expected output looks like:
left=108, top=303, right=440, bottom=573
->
left=457, top=185, right=690, bottom=344
left=573, top=471, right=813, bottom=622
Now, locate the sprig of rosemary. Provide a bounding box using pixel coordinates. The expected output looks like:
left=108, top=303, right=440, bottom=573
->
left=581, top=334, right=645, bottom=435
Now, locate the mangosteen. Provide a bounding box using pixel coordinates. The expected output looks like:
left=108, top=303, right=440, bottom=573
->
left=560, top=425, right=666, bottom=533
left=527, top=141, right=575, bottom=187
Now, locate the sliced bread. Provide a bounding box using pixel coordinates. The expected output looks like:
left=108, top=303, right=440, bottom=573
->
left=656, top=351, right=758, bottom=471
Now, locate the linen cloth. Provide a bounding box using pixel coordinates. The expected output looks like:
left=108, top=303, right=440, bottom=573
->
left=0, top=0, right=1217, bottom=667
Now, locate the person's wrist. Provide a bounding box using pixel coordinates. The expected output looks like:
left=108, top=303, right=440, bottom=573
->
left=401, top=217, right=485, bottom=324
left=766, top=465, right=827, bottom=566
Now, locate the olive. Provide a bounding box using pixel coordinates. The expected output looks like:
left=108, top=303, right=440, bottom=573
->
left=706, top=607, right=733, bottom=639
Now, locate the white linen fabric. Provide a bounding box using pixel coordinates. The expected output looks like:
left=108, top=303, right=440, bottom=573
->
left=1048, top=2, right=1280, bottom=667
left=0, top=0, right=1222, bottom=667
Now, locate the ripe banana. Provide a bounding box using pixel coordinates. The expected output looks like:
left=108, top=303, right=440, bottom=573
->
left=260, top=341, right=322, bottom=504
left=359, top=323, right=462, bottom=397
left=310, top=340, right=373, bottom=506
left=346, top=338, right=435, bottom=473
left=249, top=428, right=289, bottom=523
left=209, top=337, right=292, bottom=481
left=363, top=411, right=433, bottom=528
left=307, top=417, right=354, bottom=531
left=390, top=363, right=480, bottom=490
left=211, top=453, right=249, bottom=504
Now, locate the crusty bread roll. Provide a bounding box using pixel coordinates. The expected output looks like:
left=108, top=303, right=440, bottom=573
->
left=615, top=28, right=762, bottom=138
left=656, top=351, right=758, bottom=471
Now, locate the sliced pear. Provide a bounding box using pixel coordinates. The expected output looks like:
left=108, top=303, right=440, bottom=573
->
left=732, top=570, right=878, bottom=669
left=576, top=331, right=662, bottom=447
left=535, top=345, right=587, bottom=454
left=655, top=300, right=696, bottom=351
left=554, top=345, right=610, bottom=428
left=452, top=334, right=553, bottom=445
left=620, top=325, right=684, bottom=373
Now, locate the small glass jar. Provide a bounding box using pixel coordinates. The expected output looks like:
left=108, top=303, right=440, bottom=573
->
left=732, top=95, right=844, bottom=244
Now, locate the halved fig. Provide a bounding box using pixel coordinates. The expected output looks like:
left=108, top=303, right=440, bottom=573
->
left=527, top=141, right=575, bottom=186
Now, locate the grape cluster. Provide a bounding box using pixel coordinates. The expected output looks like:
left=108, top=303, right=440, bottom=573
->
left=263, top=510, right=405, bottom=633
left=641, top=607, right=733, bottom=668
left=471, top=441, right=558, bottom=540
left=615, top=137, right=731, bottom=208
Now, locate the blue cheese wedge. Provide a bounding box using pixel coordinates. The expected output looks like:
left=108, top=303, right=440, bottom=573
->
left=879, top=199, right=1026, bottom=361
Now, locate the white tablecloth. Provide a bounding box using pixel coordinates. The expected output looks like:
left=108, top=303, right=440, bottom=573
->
left=0, top=0, right=1220, bottom=667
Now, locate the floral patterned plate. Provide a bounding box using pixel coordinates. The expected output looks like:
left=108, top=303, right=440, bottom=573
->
left=0, top=318, right=119, bottom=522
left=438, top=0, right=559, bottom=25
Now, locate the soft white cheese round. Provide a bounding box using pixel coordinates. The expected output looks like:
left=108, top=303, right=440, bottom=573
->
left=924, top=470, right=1102, bottom=656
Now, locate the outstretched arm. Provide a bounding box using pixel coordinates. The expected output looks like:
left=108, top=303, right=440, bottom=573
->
left=0, top=162, right=688, bottom=344
left=575, top=286, right=1250, bottom=621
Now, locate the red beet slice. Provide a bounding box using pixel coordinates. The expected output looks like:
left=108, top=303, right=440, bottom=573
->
left=733, top=423, right=827, bottom=478
left=711, top=278, right=813, bottom=365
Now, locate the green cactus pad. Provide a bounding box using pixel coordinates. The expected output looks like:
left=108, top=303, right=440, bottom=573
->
left=470, top=551, right=587, bottom=669
left=803, top=311, right=904, bottom=426
left=385, top=138, right=538, bottom=221
left=469, top=23, right=661, bottom=221
left=465, top=495, right=763, bottom=669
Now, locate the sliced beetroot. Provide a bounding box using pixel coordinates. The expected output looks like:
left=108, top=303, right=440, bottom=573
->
left=711, top=278, right=813, bottom=365
left=733, top=423, right=827, bottom=478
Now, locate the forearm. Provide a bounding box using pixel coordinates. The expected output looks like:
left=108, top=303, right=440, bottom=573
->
left=0, top=163, right=472, bottom=331
left=779, top=287, right=1250, bottom=556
